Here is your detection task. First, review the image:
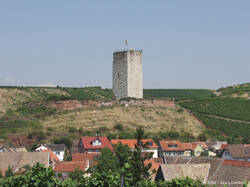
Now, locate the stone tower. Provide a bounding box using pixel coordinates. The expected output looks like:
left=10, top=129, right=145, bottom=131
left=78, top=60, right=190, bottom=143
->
left=112, top=49, right=143, bottom=99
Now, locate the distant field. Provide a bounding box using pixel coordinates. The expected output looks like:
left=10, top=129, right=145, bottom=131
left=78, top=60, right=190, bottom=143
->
left=143, top=89, right=214, bottom=101
left=179, top=97, right=250, bottom=122
left=217, top=82, right=250, bottom=95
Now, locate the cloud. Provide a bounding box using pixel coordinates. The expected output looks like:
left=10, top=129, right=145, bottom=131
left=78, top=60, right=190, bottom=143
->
left=38, top=83, right=57, bottom=87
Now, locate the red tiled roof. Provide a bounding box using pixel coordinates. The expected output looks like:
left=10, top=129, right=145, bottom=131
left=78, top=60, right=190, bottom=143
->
left=222, top=160, right=250, bottom=167
left=144, top=159, right=160, bottom=172
left=159, top=141, right=192, bottom=151
left=0, top=169, right=5, bottom=177
left=80, top=136, right=113, bottom=151
left=41, top=150, right=60, bottom=162
left=111, top=139, right=158, bottom=149
left=54, top=161, right=88, bottom=172
left=190, top=142, right=208, bottom=150
left=220, top=144, right=229, bottom=150
left=72, top=153, right=99, bottom=167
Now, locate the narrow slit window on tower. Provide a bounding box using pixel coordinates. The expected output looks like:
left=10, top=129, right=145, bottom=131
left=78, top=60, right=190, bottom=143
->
left=117, top=72, right=119, bottom=78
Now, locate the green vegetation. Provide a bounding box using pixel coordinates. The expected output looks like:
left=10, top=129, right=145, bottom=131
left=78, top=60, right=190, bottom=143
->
left=0, top=163, right=209, bottom=187
left=17, top=105, right=57, bottom=119
left=64, top=87, right=113, bottom=100
left=218, top=82, right=250, bottom=95
left=143, top=89, right=214, bottom=100
left=53, top=136, right=72, bottom=149
left=0, top=120, right=42, bottom=134
left=195, top=114, right=250, bottom=143
left=179, top=97, right=250, bottom=122
left=0, top=127, right=209, bottom=187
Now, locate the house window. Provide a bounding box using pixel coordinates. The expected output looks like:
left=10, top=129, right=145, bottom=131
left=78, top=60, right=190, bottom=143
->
left=147, top=141, right=153, bottom=146
left=92, top=139, right=102, bottom=146
left=168, top=144, right=177, bottom=148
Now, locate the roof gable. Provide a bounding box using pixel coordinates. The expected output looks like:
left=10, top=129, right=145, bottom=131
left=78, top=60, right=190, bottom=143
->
left=111, top=139, right=158, bottom=149
left=160, top=163, right=210, bottom=183
left=80, top=136, right=113, bottom=151
left=227, top=145, right=250, bottom=158
left=159, top=141, right=191, bottom=151
left=0, top=152, right=49, bottom=172
left=54, top=161, right=88, bottom=172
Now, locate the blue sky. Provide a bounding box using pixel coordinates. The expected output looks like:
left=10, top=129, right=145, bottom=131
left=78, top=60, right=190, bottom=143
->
left=0, top=1, right=249, bottom=89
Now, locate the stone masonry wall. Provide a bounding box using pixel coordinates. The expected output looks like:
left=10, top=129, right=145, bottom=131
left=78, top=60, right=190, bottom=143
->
left=127, top=50, right=143, bottom=98
left=112, top=52, right=128, bottom=99
left=112, top=50, right=143, bottom=99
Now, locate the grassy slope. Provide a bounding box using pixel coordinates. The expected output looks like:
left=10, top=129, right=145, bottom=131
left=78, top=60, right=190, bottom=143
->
left=42, top=106, right=204, bottom=136
left=0, top=87, right=206, bottom=144
left=1, top=83, right=250, bottom=144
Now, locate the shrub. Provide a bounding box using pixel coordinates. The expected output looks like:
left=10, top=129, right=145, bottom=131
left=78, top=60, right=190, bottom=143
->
left=68, top=127, right=78, bottom=133
left=54, top=136, right=72, bottom=148
left=113, top=123, right=123, bottom=131
left=107, top=133, right=117, bottom=140
left=78, top=127, right=83, bottom=134
left=37, top=132, right=46, bottom=141
left=118, top=131, right=134, bottom=139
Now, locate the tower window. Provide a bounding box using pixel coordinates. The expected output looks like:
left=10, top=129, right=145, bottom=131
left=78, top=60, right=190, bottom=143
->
left=117, top=72, right=119, bottom=78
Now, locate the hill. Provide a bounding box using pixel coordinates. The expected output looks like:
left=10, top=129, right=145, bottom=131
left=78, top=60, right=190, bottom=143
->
left=216, top=82, right=250, bottom=96
left=143, top=89, right=215, bottom=101
left=179, top=83, right=250, bottom=143
left=1, top=83, right=250, bottom=146
left=0, top=86, right=206, bottom=147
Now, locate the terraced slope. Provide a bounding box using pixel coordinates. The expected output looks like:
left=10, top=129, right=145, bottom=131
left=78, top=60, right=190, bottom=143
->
left=143, top=89, right=214, bottom=101
left=179, top=97, right=250, bottom=143
left=217, top=82, right=250, bottom=96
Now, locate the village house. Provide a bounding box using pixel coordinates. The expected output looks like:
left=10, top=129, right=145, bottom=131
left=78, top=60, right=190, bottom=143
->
left=159, top=156, right=250, bottom=187
left=159, top=141, right=211, bottom=158
left=144, top=158, right=163, bottom=181
left=155, top=163, right=210, bottom=183
left=78, top=136, right=113, bottom=153
left=159, top=141, right=192, bottom=157
left=221, top=144, right=250, bottom=161
left=0, top=145, right=27, bottom=152
left=191, top=142, right=208, bottom=156
left=72, top=153, right=99, bottom=167
left=54, top=161, right=89, bottom=178
left=35, top=144, right=66, bottom=161
left=205, top=142, right=227, bottom=157
left=0, top=145, right=12, bottom=152
left=0, top=152, right=50, bottom=176
left=111, top=139, right=158, bottom=158
left=54, top=152, right=100, bottom=178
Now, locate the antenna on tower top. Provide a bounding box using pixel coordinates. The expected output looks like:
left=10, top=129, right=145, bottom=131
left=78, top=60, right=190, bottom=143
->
left=125, top=40, right=128, bottom=48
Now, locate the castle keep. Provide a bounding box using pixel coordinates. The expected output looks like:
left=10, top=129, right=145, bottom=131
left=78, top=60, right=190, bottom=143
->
left=112, top=49, right=143, bottom=99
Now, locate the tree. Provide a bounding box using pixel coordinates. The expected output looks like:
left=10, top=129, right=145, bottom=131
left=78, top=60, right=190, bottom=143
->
left=129, top=126, right=153, bottom=185
left=54, top=136, right=72, bottom=149
left=94, top=148, right=118, bottom=174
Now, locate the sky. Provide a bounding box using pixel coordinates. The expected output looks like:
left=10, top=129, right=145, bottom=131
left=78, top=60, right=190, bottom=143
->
left=0, top=1, right=249, bottom=89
